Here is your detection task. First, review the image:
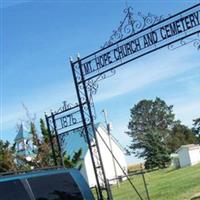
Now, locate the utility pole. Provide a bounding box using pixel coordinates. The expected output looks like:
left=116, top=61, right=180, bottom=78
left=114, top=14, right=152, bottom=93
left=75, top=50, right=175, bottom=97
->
left=102, top=109, right=119, bottom=187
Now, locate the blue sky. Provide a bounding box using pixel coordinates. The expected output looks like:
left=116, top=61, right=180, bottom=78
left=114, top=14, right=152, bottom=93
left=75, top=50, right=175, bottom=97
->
left=1, top=0, right=200, bottom=164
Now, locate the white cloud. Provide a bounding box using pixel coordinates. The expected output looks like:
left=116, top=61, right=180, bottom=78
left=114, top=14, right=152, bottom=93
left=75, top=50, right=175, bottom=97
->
left=2, top=42, right=199, bottom=141
left=93, top=45, right=199, bottom=102
left=173, top=100, right=200, bottom=127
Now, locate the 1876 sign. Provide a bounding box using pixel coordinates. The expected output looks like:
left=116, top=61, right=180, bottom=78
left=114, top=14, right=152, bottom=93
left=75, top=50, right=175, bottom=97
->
left=46, top=104, right=83, bottom=135
left=76, top=4, right=200, bottom=81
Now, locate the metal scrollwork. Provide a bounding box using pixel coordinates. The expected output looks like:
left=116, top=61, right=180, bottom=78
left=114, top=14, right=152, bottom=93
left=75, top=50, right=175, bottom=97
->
left=47, top=117, right=55, bottom=132
left=74, top=63, right=82, bottom=82
left=102, top=6, right=164, bottom=48
left=85, top=68, right=116, bottom=98
left=193, top=33, right=200, bottom=50
left=89, top=96, right=96, bottom=120
left=124, top=7, right=134, bottom=35
left=86, top=79, right=99, bottom=96
left=168, top=33, right=200, bottom=51
left=139, top=12, right=164, bottom=28
left=52, top=101, right=79, bottom=115
left=87, top=125, right=95, bottom=140
left=194, top=40, right=200, bottom=50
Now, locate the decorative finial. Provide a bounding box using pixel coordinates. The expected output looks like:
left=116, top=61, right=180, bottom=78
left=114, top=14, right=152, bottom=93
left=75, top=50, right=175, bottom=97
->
left=69, top=56, right=73, bottom=62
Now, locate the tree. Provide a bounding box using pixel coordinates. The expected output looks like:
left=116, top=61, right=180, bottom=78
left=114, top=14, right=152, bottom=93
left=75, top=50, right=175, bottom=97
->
left=127, top=97, right=174, bottom=169
left=15, top=116, right=83, bottom=170
left=143, top=131, right=171, bottom=169
left=166, top=122, right=199, bottom=153
left=33, top=119, right=55, bottom=167
left=40, top=118, right=49, bottom=143
left=0, top=140, right=17, bottom=172
left=193, top=117, right=200, bottom=142
left=1, top=107, right=83, bottom=172
left=63, top=148, right=83, bottom=169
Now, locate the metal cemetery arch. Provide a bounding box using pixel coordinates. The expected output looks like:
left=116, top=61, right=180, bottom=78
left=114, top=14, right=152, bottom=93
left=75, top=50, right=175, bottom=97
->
left=70, top=3, right=200, bottom=200
left=72, top=4, right=200, bottom=82
left=47, top=3, right=200, bottom=200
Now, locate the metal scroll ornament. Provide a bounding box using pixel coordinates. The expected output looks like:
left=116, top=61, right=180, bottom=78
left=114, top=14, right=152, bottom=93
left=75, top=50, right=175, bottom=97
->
left=102, top=6, right=164, bottom=48
left=168, top=32, right=200, bottom=50
left=52, top=101, right=79, bottom=114
left=85, top=6, right=164, bottom=99
left=86, top=68, right=116, bottom=97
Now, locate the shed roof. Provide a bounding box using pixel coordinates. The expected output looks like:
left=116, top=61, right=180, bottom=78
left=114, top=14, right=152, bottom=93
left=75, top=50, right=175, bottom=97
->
left=176, top=144, right=200, bottom=153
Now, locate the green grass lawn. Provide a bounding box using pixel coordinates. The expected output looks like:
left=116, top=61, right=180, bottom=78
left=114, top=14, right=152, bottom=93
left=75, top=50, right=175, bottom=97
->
left=101, top=164, right=200, bottom=200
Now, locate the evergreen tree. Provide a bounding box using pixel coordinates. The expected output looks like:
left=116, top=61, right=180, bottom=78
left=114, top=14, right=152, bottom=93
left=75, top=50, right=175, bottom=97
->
left=0, top=140, right=17, bottom=172
left=40, top=118, right=49, bottom=143
left=127, top=97, right=174, bottom=169
left=193, top=117, right=200, bottom=142
left=30, top=122, right=40, bottom=147
left=63, top=149, right=83, bottom=170
left=144, top=131, right=171, bottom=169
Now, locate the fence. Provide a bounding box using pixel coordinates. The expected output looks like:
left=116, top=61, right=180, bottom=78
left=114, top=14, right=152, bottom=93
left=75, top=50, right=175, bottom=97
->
left=91, top=169, right=151, bottom=200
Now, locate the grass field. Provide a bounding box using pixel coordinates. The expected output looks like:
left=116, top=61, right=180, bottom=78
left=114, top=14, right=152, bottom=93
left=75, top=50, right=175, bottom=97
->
left=105, top=164, right=200, bottom=200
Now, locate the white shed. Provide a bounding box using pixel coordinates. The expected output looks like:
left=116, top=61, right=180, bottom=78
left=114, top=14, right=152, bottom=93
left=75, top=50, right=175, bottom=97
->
left=60, top=123, right=127, bottom=187
left=176, top=144, right=200, bottom=168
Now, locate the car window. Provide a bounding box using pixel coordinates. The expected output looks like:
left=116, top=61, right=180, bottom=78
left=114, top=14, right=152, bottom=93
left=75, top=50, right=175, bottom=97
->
left=0, top=179, right=31, bottom=200
left=28, top=173, right=84, bottom=200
